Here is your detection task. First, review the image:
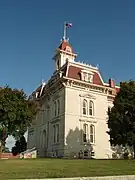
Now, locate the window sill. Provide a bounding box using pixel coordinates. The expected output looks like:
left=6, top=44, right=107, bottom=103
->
left=82, top=142, right=96, bottom=146
left=51, top=117, right=60, bottom=123
left=53, top=115, right=60, bottom=119
left=52, top=142, right=60, bottom=146
left=82, top=115, right=95, bottom=118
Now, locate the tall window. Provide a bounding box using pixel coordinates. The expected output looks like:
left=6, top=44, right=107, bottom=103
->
left=54, top=101, right=57, bottom=116
left=90, top=125, right=95, bottom=143
left=89, top=100, right=94, bottom=116
left=53, top=125, right=56, bottom=143
left=54, top=99, right=60, bottom=117
left=81, top=71, right=93, bottom=83
left=57, top=100, right=60, bottom=115
left=56, top=124, right=59, bottom=142
left=83, top=99, right=87, bottom=115
left=53, top=124, right=59, bottom=143
left=88, top=74, right=93, bottom=83
left=83, top=124, right=88, bottom=142
left=83, top=73, right=87, bottom=81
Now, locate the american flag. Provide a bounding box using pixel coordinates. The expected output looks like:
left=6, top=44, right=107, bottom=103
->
left=65, top=23, right=72, bottom=28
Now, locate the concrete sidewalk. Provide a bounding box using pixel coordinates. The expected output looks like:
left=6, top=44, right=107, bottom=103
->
left=18, top=175, right=135, bottom=180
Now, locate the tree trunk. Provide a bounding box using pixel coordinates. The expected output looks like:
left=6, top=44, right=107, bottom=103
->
left=133, top=143, right=135, bottom=159
left=0, top=141, right=2, bottom=158
left=0, top=141, right=4, bottom=158
left=0, top=140, right=6, bottom=156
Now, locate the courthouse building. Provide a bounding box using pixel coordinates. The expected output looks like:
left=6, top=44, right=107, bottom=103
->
left=27, top=26, right=120, bottom=159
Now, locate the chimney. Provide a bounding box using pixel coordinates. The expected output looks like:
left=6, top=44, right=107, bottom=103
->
left=109, top=78, right=115, bottom=88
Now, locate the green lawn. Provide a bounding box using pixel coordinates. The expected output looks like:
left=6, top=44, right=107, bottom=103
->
left=0, top=159, right=135, bottom=179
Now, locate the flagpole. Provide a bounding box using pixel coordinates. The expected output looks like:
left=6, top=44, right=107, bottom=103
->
left=63, top=22, right=66, bottom=40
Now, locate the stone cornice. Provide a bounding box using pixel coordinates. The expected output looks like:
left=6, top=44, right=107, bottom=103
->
left=79, top=93, right=96, bottom=100
left=63, top=76, right=116, bottom=97
left=37, top=78, right=64, bottom=101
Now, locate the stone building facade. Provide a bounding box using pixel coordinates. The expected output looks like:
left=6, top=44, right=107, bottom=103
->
left=27, top=37, right=120, bottom=159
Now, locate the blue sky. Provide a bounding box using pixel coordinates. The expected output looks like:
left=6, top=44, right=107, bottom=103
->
left=0, top=0, right=135, bottom=95
left=0, top=0, right=135, bottom=149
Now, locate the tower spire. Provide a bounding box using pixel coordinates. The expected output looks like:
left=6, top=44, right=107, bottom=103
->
left=63, top=22, right=66, bottom=40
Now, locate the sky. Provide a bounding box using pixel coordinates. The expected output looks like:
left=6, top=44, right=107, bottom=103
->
left=0, top=0, right=135, bottom=149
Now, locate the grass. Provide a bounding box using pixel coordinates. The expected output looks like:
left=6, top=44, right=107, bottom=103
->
left=0, top=159, right=135, bottom=179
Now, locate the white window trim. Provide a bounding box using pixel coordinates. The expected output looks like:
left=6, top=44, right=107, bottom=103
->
left=82, top=123, right=95, bottom=145
left=90, top=124, right=95, bottom=144
left=53, top=123, right=60, bottom=144
left=82, top=99, right=94, bottom=117
left=56, top=124, right=60, bottom=143
left=83, top=99, right=88, bottom=115
left=53, top=124, right=56, bottom=143
left=57, top=99, right=60, bottom=116
left=83, top=123, right=88, bottom=143
left=80, top=70, right=94, bottom=83
left=54, top=99, right=60, bottom=117
left=54, top=101, right=57, bottom=117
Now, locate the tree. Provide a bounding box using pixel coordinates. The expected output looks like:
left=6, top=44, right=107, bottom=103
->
left=108, top=80, right=135, bottom=159
left=0, top=86, right=39, bottom=152
left=12, top=141, right=20, bottom=156
left=12, top=135, right=27, bottom=156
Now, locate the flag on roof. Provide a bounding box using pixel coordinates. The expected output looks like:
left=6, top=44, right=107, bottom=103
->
left=65, top=23, right=72, bottom=28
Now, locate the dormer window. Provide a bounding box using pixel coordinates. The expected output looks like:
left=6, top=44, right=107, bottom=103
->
left=83, top=73, right=87, bottom=81
left=88, top=74, right=93, bottom=83
left=81, top=70, right=94, bottom=83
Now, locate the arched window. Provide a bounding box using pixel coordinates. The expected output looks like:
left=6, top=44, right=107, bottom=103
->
left=89, top=100, right=94, bottom=116
left=90, top=125, right=95, bottom=143
left=83, top=124, right=88, bottom=142
left=83, top=99, right=87, bottom=115
left=42, top=130, right=47, bottom=148
left=56, top=124, right=59, bottom=142
left=83, top=73, right=87, bottom=81
left=53, top=125, right=56, bottom=143
left=54, top=101, right=57, bottom=116
left=57, top=100, right=60, bottom=116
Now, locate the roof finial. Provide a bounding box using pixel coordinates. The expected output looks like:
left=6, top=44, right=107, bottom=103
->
left=41, top=79, right=46, bottom=86
left=96, top=64, right=99, bottom=69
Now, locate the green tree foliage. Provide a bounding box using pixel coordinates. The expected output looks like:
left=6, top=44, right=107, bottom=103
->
left=0, top=86, right=38, bottom=147
left=108, top=80, right=135, bottom=158
left=12, top=135, right=27, bottom=156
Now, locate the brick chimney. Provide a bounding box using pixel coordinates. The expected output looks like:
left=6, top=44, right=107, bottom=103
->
left=109, top=78, right=115, bottom=88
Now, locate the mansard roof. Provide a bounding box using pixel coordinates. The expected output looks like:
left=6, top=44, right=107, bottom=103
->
left=32, top=61, right=120, bottom=99
left=67, top=65, right=103, bottom=86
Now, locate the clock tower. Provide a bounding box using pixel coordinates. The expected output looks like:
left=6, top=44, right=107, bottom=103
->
left=53, top=23, right=77, bottom=71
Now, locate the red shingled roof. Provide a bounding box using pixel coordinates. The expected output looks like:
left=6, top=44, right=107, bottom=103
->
left=67, top=65, right=103, bottom=86
left=33, top=61, right=120, bottom=99
left=58, top=40, right=74, bottom=54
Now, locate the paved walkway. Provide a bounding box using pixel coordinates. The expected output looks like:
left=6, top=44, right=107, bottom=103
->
left=18, top=175, right=135, bottom=180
